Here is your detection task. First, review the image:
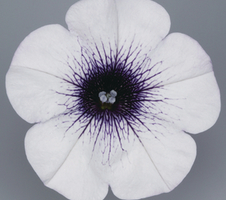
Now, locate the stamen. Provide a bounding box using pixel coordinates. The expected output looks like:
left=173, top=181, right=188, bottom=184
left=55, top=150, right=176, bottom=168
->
left=110, top=90, right=117, bottom=98
left=99, top=91, right=106, bottom=98
left=109, top=97, right=116, bottom=104
left=98, top=90, right=117, bottom=105
left=100, top=95, right=107, bottom=103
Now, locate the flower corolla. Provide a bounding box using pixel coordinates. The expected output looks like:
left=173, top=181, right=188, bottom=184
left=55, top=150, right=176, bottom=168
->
left=6, top=0, right=221, bottom=199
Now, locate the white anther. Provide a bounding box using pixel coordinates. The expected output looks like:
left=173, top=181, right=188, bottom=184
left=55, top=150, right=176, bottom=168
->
left=109, top=97, right=116, bottom=104
left=100, top=95, right=107, bottom=103
left=99, top=91, right=106, bottom=98
left=98, top=90, right=117, bottom=104
left=110, top=90, right=117, bottom=97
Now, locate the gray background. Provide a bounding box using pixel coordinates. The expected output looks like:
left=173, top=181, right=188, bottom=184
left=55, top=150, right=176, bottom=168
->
left=1, top=0, right=225, bottom=199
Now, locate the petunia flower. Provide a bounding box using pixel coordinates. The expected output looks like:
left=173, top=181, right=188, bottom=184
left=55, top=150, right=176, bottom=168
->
left=6, top=0, right=221, bottom=199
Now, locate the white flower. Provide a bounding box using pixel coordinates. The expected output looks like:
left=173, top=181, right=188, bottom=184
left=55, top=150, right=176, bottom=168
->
left=6, top=0, right=220, bottom=199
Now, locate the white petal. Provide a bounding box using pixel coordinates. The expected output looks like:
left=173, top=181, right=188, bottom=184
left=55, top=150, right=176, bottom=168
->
left=116, top=0, right=170, bottom=60
left=66, top=0, right=118, bottom=60
left=66, top=0, right=170, bottom=63
left=139, top=74, right=220, bottom=134
left=109, top=128, right=196, bottom=199
left=24, top=104, right=197, bottom=200
left=9, top=24, right=81, bottom=78
left=157, top=72, right=221, bottom=133
left=139, top=32, right=220, bottom=133
left=6, top=67, right=72, bottom=123
left=25, top=115, right=108, bottom=200
left=6, top=24, right=83, bottom=123
left=148, top=32, right=213, bottom=86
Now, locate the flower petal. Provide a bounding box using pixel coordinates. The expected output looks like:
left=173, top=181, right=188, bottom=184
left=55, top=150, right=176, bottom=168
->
left=140, top=32, right=220, bottom=133
left=9, top=24, right=81, bottom=78
left=6, top=67, right=72, bottom=123
left=157, top=72, right=221, bottom=133
left=115, top=0, right=170, bottom=59
left=25, top=115, right=109, bottom=200
left=148, top=32, right=213, bottom=86
left=109, top=128, right=196, bottom=199
left=25, top=111, right=196, bottom=200
left=66, top=0, right=118, bottom=59
left=6, top=24, right=83, bottom=123
left=66, top=0, right=170, bottom=63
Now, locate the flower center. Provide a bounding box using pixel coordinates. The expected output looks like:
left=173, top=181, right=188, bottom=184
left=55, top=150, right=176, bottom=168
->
left=74, top=60, right=142, bottom=116
left=60, top=47, right=161, bottom=160
left=63, top=48, right=155, bottom=137
left=99, top=90, right=117, bottom=110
